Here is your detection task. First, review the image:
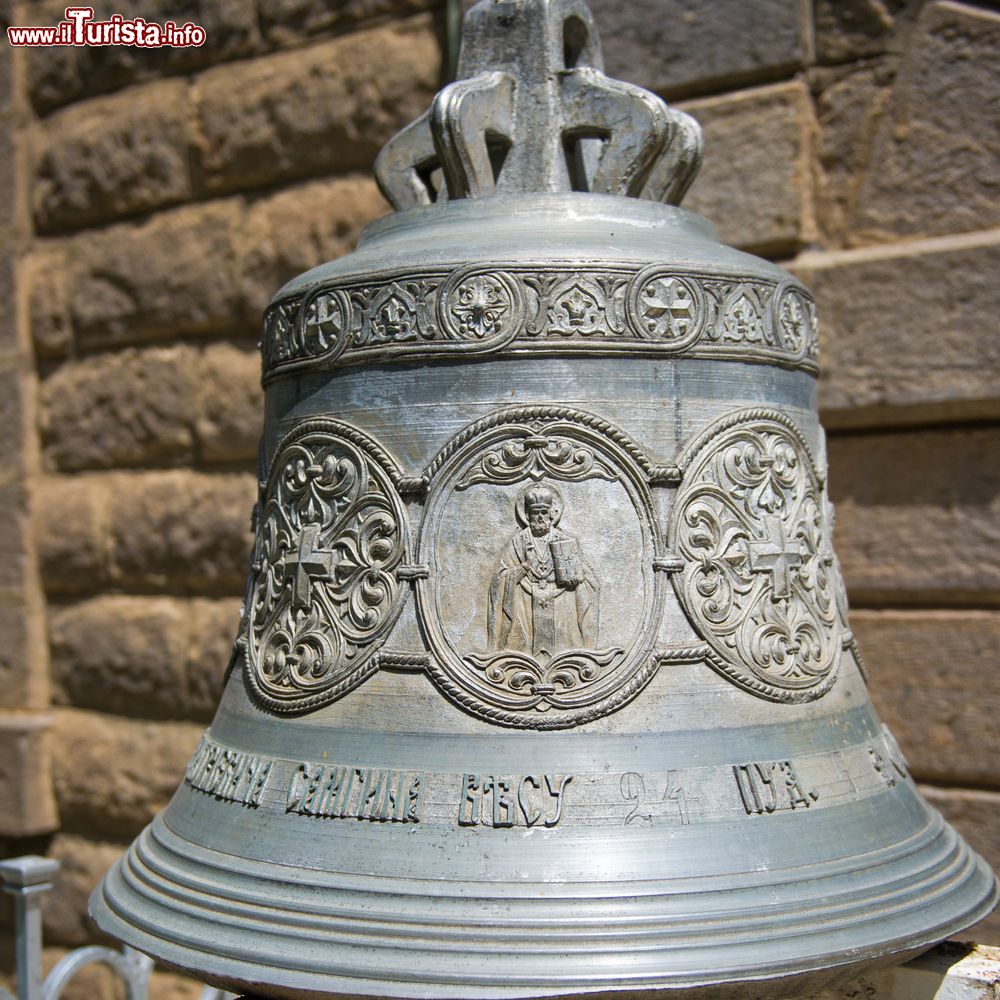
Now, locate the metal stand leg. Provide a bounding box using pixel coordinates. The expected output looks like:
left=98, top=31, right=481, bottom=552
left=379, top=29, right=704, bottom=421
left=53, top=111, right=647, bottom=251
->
left=0, top=855, right=234, bottom=1000
left=0, top=856, right=60, bottom=1000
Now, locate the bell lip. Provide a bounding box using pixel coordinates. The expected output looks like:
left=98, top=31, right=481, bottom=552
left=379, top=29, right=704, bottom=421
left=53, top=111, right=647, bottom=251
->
left=90, top=891, right=1000, bottom=1000
left=89, top=811, right=999, bottom=1000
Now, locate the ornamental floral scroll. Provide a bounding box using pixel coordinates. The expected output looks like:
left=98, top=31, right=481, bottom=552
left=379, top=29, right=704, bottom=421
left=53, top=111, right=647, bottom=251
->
left=242, top=420, right=409, bottom=713
left=670, top=409, right=842, bottom=702
left=261, top=266, right=818, bottom=381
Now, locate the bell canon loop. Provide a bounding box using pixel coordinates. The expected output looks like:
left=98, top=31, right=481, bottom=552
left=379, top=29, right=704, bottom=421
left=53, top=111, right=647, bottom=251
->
left=91, top=1, right=998, bottom=997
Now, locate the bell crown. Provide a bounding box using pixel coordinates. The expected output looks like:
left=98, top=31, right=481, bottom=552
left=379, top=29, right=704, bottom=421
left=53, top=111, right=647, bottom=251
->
left=375, top=0, right=703, bottom=210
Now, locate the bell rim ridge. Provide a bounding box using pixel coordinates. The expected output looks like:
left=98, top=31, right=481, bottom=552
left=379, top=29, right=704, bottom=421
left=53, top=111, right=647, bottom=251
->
left=91, top=801, right=997, bottom=999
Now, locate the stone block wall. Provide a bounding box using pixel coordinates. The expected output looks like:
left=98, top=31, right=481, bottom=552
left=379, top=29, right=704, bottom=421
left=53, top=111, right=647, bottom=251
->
left=0, top=0, right=997, bottom=996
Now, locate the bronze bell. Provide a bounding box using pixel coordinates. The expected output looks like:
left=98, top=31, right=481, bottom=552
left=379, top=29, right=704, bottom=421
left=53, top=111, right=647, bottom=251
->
left=91, top=1, right=998, bottom=997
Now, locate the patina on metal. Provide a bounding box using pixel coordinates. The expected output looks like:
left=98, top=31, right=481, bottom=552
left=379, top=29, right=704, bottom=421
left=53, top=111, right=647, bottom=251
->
left=91, top=1, right=998, bottom=998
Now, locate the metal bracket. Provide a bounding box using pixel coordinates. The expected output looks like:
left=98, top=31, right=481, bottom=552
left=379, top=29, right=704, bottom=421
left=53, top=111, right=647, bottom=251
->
left=0, top=856, right=234, bottom=1000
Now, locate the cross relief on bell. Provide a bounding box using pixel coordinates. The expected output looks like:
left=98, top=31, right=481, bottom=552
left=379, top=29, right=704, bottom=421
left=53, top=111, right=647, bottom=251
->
left=747, top=514, right=804, bottom=602
left=282, top=523, right=336, bottom=608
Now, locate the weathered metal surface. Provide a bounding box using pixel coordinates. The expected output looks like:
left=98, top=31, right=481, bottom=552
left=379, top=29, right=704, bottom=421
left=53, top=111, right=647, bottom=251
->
left=90, top=0, right=998, bottom=997
left=230, top=943, right=1000, bottom=999
left=6, top=855, right=995, bottom=1000
left=373, top=0, right=701, bottom=208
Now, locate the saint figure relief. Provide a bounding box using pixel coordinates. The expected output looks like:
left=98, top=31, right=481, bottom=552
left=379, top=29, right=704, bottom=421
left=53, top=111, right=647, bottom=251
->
left=487, top=484, right=599, bottom=659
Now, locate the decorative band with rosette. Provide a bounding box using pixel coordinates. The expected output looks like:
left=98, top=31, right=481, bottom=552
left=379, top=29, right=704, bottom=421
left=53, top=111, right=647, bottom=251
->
left=262, top=263, right=818, bottom=381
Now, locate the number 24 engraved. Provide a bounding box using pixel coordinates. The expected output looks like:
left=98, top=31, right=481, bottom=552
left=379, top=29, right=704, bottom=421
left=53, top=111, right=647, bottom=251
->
left=620, top=771, right=694, bottom=826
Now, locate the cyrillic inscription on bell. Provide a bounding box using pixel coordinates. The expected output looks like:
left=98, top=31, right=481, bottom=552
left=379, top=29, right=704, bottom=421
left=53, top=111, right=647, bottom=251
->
left=92, top=0, right=998, bottom=997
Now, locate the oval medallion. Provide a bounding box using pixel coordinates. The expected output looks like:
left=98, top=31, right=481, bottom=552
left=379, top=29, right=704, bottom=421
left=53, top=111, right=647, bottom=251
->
left=771, top=282, right=817, bottom=364
left=418, top=406, right=664, bottom=729
left=670, top=409, right=842, bottom=702
left=244, top=419, right=409, bottom=713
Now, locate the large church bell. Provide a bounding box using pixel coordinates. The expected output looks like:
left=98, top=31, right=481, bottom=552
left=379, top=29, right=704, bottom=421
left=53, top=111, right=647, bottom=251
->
left=91, top=1, right=998, bottom=996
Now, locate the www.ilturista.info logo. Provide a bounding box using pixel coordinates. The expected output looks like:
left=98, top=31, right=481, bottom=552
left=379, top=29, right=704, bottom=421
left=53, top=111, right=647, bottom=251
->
left=7, top=6, right=206, bottom=47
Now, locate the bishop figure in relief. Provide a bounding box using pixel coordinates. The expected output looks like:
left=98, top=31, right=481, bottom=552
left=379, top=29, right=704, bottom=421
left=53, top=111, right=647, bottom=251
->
left=487, top=483, right=599, bottom=659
